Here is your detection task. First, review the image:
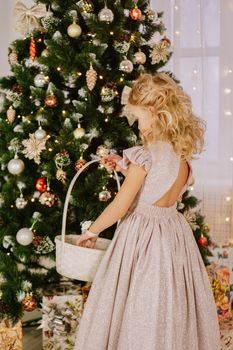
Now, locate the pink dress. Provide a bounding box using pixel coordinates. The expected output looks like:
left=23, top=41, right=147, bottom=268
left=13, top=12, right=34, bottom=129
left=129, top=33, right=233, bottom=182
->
left=74, top=140, right=221, bottom=350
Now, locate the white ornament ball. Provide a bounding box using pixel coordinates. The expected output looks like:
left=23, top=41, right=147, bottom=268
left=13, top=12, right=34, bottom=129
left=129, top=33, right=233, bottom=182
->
left=15, top=197, right=28, bottom=209
left=98, top=7, right=114, bottom=23
left=119, top=59, right=134, bottom=73
left=34, top=73, right=49, bottom=87
left=134, top=51, right=146, bottom=65
left=35, top=127, right=47, bottom=140
left=73, top=125, right=85, bottom=139
left=7, top=158, right=25, bottom=175
left=16, top=228, right=33, bottom=246
left=67, top=22, right=82, bottom=38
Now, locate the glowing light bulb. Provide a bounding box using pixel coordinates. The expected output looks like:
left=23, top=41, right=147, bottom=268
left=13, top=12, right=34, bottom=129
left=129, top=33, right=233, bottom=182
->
left=226, top=217, right=230, bottom=222
left=226, top=196, right=231, bottom=202
left=224, top=88, right=231, bottom=94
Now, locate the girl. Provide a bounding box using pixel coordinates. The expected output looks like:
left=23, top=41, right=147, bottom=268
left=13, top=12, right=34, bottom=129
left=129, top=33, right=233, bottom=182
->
left=74, top=73, right=221, bottom=350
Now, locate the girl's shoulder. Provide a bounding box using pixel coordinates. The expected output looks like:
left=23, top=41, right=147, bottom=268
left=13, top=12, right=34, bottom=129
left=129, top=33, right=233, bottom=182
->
left=117, top=144, right=152, bottom=173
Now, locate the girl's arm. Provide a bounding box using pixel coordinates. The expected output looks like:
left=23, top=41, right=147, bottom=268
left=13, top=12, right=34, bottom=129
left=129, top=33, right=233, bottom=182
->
left=87, top=162, right=147, bottom=235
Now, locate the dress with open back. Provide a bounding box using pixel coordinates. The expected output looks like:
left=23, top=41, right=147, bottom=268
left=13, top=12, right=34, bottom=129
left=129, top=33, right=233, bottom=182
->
left=74, top=140, right=221, bottom=350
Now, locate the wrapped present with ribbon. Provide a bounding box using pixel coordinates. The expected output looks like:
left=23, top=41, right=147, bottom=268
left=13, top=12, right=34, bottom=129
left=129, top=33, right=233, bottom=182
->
left=208, top=246, right=233, bottom=298
left=40, top=282, right=87, bottom=350
left=206, top=263, right=232, bottom=323
left=0, top=319, right=22, bottom=350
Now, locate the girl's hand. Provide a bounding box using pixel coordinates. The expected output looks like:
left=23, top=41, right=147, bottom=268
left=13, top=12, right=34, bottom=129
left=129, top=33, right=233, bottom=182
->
left=101, top=154, right=123, bottom=172
left=76, top=233, right=98, bottom=249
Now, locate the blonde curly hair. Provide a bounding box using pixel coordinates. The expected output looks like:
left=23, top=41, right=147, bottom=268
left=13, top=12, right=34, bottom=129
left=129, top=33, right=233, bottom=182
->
left=127, top=73, right=206, bottom=160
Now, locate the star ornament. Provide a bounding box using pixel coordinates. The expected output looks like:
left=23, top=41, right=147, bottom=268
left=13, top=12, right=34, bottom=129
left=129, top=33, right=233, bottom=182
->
left=22, top=133, right=47, bottom=164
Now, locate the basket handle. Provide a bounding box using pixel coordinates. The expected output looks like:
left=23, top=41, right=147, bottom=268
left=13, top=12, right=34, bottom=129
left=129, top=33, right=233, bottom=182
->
left=61, top=157, right=122, bottom=245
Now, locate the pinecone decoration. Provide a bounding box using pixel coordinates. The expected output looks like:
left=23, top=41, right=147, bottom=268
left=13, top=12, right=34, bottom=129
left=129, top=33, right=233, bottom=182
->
left=86, top=63, right=97, bottom=91
left=0, top=300, right=9, bottom=314
left=8, top=51, right=18, bottom=65
left=56, top=168, right=67, bottom=183
left=32, top=235, right=43, bottom=247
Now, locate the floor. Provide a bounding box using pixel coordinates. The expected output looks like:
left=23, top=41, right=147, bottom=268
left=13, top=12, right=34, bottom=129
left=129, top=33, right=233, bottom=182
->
left=23, top=310, right=42, bottom=350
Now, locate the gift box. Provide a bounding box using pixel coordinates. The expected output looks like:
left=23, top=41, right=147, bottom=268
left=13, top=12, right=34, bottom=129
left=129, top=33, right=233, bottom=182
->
left=0, top=319, right=22, bottom=350
left=41, top=282, right=90, bottom=350
left=206, top=263, right=232, bottom=323
left=209, top=246, right=233, bottom=298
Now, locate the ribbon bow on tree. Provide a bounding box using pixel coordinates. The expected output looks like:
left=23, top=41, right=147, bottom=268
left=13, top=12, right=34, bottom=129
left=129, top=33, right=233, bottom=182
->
left=14, top=1, right=47, bottom=35
left=120, top=85, right=137, bottom=126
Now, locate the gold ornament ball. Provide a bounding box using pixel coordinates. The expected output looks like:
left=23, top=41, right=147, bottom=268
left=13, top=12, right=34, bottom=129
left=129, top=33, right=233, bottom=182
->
left=78, top=0, right=94, bottom=13
left=73, top=124, right=85, bottom=139
left=39, top=191, right=57, bottom=207
left=22, top=294, right=38, bottom=312
left=204, top=224, right=210, bottom=233
left=45, top=95, right=58, bottom=108
left=75, top=158, right=87, bottom=171
left=67, top=22, right=82, bottom=38
left=9, top=51, right=18, bottom=65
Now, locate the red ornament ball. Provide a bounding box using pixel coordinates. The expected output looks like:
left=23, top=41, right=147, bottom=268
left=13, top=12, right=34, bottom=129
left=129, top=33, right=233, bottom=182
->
left=36, top=177, right=47, bottom=193
left=45, top=95, right=58, bottom=108
left=130, top=6, right=142, bottom=20
left=198, top=235, right=208, bottom=248
left=22, top=294, right=38, bottom=312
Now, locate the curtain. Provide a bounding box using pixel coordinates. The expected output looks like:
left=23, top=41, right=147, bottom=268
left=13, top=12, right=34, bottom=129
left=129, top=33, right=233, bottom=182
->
left=151, top=0, right=233, bottom=244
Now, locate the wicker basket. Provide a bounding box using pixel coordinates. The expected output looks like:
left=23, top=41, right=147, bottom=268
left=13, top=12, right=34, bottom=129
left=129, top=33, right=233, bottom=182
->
left=55, top=158, right=121, bottom=282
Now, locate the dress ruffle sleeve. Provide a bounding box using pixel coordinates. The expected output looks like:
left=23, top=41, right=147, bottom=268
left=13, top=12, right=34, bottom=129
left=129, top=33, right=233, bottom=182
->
left=117, top=146, right=152, bottom=173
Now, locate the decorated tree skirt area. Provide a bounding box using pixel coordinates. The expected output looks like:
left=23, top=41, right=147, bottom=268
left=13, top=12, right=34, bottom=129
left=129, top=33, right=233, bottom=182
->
left=0, top=278, right=230, bottom=349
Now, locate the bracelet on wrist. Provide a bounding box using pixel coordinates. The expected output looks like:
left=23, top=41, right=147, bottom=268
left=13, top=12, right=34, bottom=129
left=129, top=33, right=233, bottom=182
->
left=85, top=229, right=99, bottom=238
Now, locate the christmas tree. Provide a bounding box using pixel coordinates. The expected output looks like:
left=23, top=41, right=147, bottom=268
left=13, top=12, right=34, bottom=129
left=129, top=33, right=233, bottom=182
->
left=0, top=0, right=213, bottom=323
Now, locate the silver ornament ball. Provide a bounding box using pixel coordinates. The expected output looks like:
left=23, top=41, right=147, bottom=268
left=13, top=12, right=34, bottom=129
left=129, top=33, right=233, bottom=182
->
left=96, top=145, right=109, bottom=157
left=67, top=23, right=82, bottom=38
left=16, top=228, right=33, bottom=246
left=35, top=127, right=47, bottom=140
left=119, top=59, right=134, bottom=73
left=99, top=190, right=111, bottom=201
left=134, top=51, right=146, bottom=65
left=34, top=73, right=49, bottom=87
left=7, top=158, right=25, bottom=175
left=98, top=7, right=114, bottom=23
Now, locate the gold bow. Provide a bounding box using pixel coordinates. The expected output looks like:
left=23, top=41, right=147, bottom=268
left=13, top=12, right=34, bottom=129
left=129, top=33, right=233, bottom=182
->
left=14, top=1, right=47, bottom=35
left=120, top=85, right=137, bottom=126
